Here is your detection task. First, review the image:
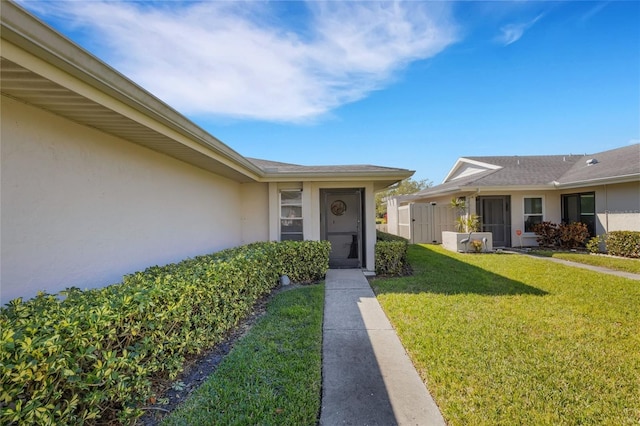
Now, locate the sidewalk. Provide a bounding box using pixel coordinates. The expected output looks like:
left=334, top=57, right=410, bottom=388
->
left=320, top=269, right=445, bottom=426
left=513, top=252, right=640, bottom=281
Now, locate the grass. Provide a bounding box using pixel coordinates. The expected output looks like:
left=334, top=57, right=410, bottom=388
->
left=371, top=245, right=640, bottom=426
left=162, top=284, right=324, bottom=426
left=530, top=250, right=640, bottom=274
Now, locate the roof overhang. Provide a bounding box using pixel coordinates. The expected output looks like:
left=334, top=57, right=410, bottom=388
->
left=3, top=2, right=413, bottom=188
left=1, top=2, right=264, bottom=183
left=261, top=171, right=414, bottom=191
left=553, top=174, right=640, bottom=189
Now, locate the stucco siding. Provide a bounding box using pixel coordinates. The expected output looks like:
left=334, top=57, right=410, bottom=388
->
left=1, top=96, right=244, bottom=304
left=240, top=182, right=269, bottom=243
left=505, top=191, right=561, bottom=247
left=568, top=182, right=640, bottom=233
left=600, top=181, right=640, bottom=213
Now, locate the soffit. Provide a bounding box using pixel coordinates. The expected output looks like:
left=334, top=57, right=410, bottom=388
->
left=1, top=58, right=256, bottom=183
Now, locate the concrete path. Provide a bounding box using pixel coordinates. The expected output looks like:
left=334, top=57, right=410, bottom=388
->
left=513, top=252, right=640, bottom=281
left=320, top=269, right=445, bottom=426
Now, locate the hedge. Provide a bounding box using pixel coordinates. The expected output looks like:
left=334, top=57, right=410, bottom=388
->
left=375, top=231, right=409, bottom=276
left=376, top=230, right=409, bottom=243
left=0, top=240, right=330, bottom=425
left=606, top=231, right=640, bottom=258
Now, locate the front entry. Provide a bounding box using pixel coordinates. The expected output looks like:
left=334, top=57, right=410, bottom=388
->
left=321, top=189, right=363, bottom=268
left=477, top=196, right=511, bottom=247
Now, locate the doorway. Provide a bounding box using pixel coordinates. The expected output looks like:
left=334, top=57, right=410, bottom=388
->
left=321, top=189, right=363, bottom=268
left=477, top=196, right=511, bottom=247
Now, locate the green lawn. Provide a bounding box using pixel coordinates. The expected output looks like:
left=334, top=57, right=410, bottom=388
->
left=162, top=285, right=324, bottom=426
left=371, top=245, right=640, bottom=426
left=530, top=250, right=640, bottom=274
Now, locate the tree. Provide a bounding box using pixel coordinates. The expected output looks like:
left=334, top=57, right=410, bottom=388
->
left=375, top=178, right=432, bottom=219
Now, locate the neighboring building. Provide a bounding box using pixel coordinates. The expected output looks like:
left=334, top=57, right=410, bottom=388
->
left=0, top=3, right=413, bottom=304
left=387, top=144, right=640, bottom=247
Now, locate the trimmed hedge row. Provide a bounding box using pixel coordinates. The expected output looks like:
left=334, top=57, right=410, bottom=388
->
left=375, top=231, right=409, bottom=276
left=0, top=240, right=330, bottom=425
left=606, top=231, right=640, bottom=258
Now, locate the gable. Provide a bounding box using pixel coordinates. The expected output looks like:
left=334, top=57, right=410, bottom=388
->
left=443, top=158, right=501, bottom=182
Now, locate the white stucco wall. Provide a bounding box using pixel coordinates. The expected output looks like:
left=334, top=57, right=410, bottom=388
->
left=501, top=191, right=561, bottom=247
left=240, top=182, right=269, bottom=243
left=571, top=182, right=640, bottom=233
left=1, top=96, right=246, bottom=304
left=267, top=181, right=377, bottom=272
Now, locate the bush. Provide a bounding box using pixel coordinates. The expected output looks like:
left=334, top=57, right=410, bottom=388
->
left=375, top=237, right=409, bottom=276
left=375, top=231, right=410, bottom=276
left=606, top=231, right=640, bottom=258
left=558, top=222, right=590, bottom=249
left=273, top=240, right=331, bottom=283
left=0, top=240, right=329, bottom=425
left=532, top=222, right=590, bottom=249
left=375, top=241, right=408, bottom=276
left=376, top=230, right=408, bottom=243
left=532, top=221, right=560, bottom=247
left=586, top=236, right=604, bottom=254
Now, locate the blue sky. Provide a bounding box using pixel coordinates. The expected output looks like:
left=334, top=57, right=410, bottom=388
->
left=20, top=1, right=640, bottom=184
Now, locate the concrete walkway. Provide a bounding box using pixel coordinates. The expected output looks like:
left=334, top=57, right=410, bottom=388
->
left=320, top=269, right=445, bottom=426
left=514, top=252, right=640, bottom=281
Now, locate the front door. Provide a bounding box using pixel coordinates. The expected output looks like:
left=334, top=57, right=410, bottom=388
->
left=477, top=196, right=511, bottom=247
left=322, top=189, right=362, bottom=268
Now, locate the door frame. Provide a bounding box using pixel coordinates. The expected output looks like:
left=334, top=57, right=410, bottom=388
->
left=476, top=196, right=512, bottom=247
left=320, top=188, right=364, bottom=268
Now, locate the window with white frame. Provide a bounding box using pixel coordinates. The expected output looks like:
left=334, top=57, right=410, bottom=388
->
left=524, top=197, right=543, bottom=232
left=280, top=190, right=303, bottom=241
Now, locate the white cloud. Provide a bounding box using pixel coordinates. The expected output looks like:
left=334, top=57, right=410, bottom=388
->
left=24, top=1, right=458, bottom=122
left=496, top=14, right=543, bottom=46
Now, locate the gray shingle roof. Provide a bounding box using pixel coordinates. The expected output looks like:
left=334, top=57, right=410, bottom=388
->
left=556, top=144, right=640, bottom=185
left=405, top=144, right=639, bottom=199
left=247, top=158, right=413, bottom=175
left=462, top=155, right=583, bottom=186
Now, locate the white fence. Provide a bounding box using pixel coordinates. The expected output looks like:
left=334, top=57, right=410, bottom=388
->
left=394, top=203, right=456, bottom=244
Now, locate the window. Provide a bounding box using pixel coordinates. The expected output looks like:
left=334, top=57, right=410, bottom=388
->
left=562, top=192, right=595, bottom=236
left=524, top=197, right=543, bottom=232
left=280, top=190, right=303, bottom=241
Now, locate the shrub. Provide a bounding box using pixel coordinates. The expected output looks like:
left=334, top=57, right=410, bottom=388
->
left=470, top=239, right=484, bottom=253
left=533, top=222, right=590, bottom=249
left=273, top=240, right=331, bottom=283
left=0, top=240, right=329, bottom=425
left=375, top=231, right=410, bottom=276
left=586, top=236, right=604, bottom=254
left=606, top=231, right=640, bottom=258
left=376, top=230, right=408, bottom=243
left=532, top=221, right=560, bottom=247
left=558, top=222, right=590, bottom=249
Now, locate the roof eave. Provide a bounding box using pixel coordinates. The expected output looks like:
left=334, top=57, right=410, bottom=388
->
left=1, top=2, right=263, bottom=182
left=554, top=174, right=640, bottom=189
left=260, top=170, right=414, bottom=188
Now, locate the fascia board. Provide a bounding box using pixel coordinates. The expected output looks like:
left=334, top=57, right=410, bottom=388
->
left=553, top=174, right=640, bottom=189
left=259, top=171, right=414, bottom=182
left=1, top=2, right=263, bottom=181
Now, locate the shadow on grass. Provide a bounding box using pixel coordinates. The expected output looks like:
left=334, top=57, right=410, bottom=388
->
left=374, top=245, right=548, bottom=297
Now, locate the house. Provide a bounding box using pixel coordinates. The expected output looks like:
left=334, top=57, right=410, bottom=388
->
left=0, top=3, right=413, bottom=304
left=387, top=144, right=640, bottom=247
